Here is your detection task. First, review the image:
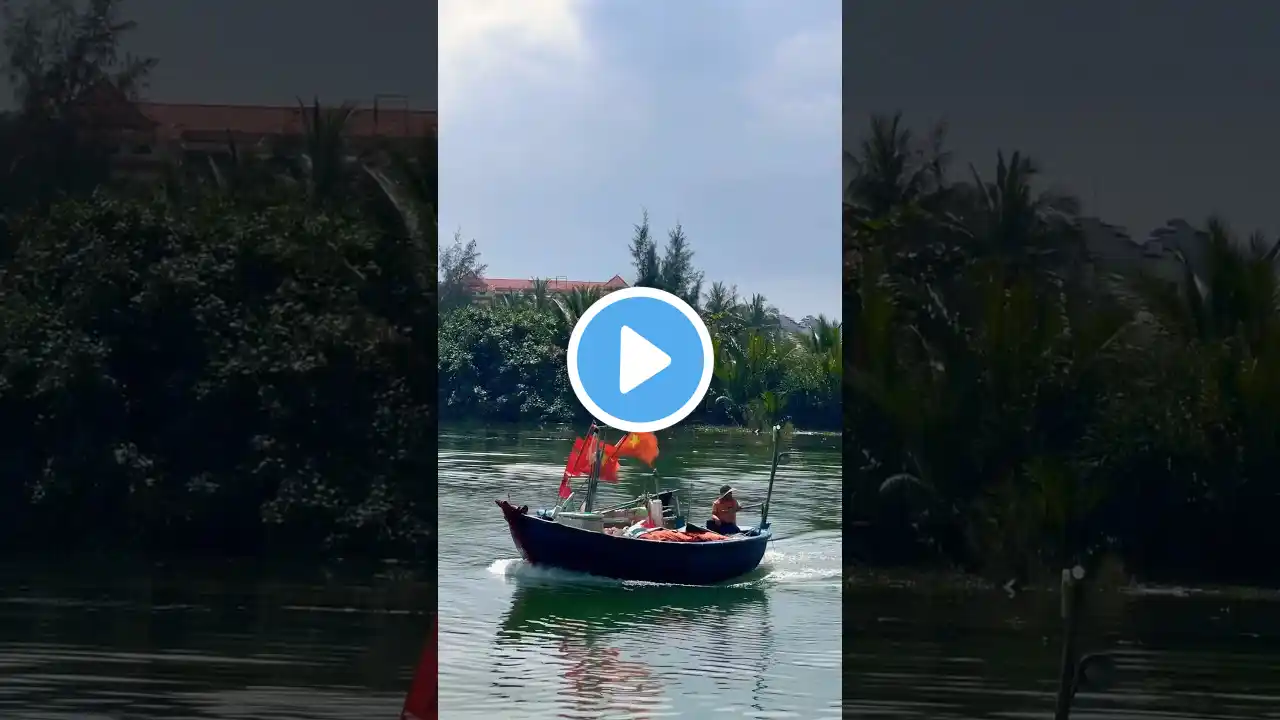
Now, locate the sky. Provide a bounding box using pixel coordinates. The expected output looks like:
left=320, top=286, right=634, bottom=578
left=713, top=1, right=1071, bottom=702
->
left=0, top=0, right=838, bottom=319
left=845, top=0, right=1280, bottom=242
left=1, top=1, right=438, bottom=109
left=439, top=0, right=841, bottom=320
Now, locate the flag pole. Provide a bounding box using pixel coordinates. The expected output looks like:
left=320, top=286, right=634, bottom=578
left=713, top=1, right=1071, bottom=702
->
left=585, top=430, right=604, bottom=513
left=560, top=422, right=599, bottom=509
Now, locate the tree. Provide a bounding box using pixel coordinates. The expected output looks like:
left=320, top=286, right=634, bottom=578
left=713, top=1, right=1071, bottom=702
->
left=278, top=97, right=360, bottom=207
left=629, top=210, right=661, bottom=287
left=703, top=281, right=739, bottom=315
left=627, top=210, right=704, bottom=307
left=0, top=0, right=157, bottom=212
left=0, top=194, right=437, bottom=556
left=659, top=223, right=704, bottom=308
left=740, top=293, right=780, bottom=330
left=439, top=232, right=486, bottom=311
left=845, top=112, right=950, bottom=222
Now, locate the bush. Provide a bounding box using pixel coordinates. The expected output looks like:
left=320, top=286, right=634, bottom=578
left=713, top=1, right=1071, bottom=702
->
left=0, top=194, right=436, bottom=558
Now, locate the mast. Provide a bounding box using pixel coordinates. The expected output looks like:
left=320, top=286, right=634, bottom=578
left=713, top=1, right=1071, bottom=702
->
left=583, top=426, right=604, bottom=513
left=760, top=424, right=782, bottom=527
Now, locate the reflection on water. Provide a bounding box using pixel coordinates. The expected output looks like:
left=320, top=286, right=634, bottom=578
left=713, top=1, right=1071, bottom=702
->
left=494, top=574, right=774, bottom=719
left=438, top=427, right=844, bottom=719
left=842, top=574, right=1280, bottom=719
left=0, top=564, right=432, bottom=719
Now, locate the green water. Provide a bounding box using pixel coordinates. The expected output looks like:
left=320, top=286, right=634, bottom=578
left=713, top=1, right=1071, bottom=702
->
left=0, top=561, right=432, bottom=719
left=842, top=575, right=1280, bottom=718
left=437, top=426, right=844, bottom=719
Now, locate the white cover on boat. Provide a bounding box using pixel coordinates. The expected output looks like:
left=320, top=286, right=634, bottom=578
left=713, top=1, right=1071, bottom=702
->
left=646, top=499, right=663, bottom=528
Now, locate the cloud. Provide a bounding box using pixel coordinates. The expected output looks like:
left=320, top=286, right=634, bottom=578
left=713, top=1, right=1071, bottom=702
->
left=438, top=0, right=591, bottom=119
left=438, top=0, right=652, bottom=181
left=438, top=1, right=843, bottom=318
left=744, top=25, right=841, bottom=138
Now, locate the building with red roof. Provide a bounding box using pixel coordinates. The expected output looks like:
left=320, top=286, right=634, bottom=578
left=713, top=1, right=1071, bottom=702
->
left=83, top=83, right=435, bottom=179
left=469, top=275, right=629, bottom=303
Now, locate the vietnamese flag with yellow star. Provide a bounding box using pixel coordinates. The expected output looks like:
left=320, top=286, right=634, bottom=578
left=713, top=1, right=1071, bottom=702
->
left=610, top=432, right=659, bottom=467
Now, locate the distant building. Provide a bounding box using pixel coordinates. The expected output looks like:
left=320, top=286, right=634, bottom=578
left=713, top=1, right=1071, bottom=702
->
left=468, top=275, right=629, bottom=304
left=83, top=83, right=436, bottom=180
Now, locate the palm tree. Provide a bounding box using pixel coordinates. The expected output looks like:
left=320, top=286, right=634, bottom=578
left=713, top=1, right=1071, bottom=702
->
left=1128, top=218, right=1280, bottom=507
left=800, top=315, right=842, bottom=356
left=859, top=261, right=1132, bottom=573
left=552, top=286, right=606, bottom=333
left=738, top=293, right=780, bottom=331
left=528, top=278, right=552, bottom=311
left=363, top=133, right=437, bottom=302
left=495, top=292, right=527, bottom=308
left=959, top=151, right=1083, bottom=272
left=364, top=133, right=436, bottom=243
left=712, top=329, right=794, bottom=430
left=845, top=112, right=951, bottom=221
left=845, top=113, right=971, bottom=291
left=1131, top=216, right=1280, bottom=353
left=702, top=281, right=739, bottom=316
left=205, top=130, right=276, bottom=199
left=273, top=97, right=360, bottom=207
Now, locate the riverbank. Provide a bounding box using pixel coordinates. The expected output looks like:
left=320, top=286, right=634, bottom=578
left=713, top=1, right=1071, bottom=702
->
left=439, top=419, right=839, bottom=438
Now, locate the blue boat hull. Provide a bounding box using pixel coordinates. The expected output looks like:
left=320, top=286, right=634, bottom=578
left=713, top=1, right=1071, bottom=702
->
left=496, top=500, right=771, bottom=585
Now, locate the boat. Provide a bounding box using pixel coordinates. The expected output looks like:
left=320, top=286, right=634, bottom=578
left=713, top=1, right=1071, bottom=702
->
left=495, top=425, right=786, bottom=585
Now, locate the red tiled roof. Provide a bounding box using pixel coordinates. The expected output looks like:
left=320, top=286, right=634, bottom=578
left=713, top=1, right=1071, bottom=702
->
left=475, top=275, right=629, bottom=292
left=134, top=102, right=436, bottom=140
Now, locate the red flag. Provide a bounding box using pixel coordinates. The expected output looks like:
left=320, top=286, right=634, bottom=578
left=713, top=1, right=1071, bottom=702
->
left=563, top=437, right=593, bottom=477
left=600, top=450, right=620, bottom=483
left=400, top=618, right=436, bottom=719
left=611, top=432, right=659, bottom=466
left=560, top=437, right=620, bottom=495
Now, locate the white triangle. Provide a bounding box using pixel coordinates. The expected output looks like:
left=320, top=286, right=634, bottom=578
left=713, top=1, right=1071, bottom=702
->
left=619, top=325, right=671, bottom=395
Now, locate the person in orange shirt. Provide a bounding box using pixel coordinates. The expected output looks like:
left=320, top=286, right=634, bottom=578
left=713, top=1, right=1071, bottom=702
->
left=707, top=485, right=743, bottom=534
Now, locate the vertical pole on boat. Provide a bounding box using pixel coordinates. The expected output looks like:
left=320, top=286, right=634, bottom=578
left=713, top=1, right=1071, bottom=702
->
left=759, top=424, right=782, bottom=528
left=584, top=429, right=604, bottom=513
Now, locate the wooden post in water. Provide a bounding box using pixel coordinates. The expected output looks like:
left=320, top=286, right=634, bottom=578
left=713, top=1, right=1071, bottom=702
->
left=1053, top=565, right=1087, bottom=720
left=760, top=425, right=782, bottom=527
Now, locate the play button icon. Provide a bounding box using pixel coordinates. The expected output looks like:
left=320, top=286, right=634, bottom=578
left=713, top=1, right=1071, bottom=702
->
left=567, top=287, right=715, bottom=433
left=618, top=326, right=671, bottom=394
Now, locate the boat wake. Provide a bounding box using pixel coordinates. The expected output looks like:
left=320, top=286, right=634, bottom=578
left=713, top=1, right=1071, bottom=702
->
left=752, top=549, right=842, bottom=585
left=487, top=548, right=840, bottom=589
left=487, top=558, right=623, bottom=587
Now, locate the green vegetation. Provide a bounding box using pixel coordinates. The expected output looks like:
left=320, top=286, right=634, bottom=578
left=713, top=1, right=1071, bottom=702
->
left=0, top=0, right=436, bottom=558
left=436, top=212, right=842, bottom=431
left=848, top=113, right=1280, bottom=587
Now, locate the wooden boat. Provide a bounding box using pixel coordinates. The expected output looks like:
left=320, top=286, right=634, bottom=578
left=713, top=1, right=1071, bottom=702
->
left=496, top=426, right=786, bottom=585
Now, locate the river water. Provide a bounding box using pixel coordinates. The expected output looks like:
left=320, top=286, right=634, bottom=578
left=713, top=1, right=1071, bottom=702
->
left=0, top=561, right=432, bottom=719
left=843, top=575, right=1280, bottom=719
left=438, top=425, right=845, bottom=719
left=6, top=425, right=1278, bottom=719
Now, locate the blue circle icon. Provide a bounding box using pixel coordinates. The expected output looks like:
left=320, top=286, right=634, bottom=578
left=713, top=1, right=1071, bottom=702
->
left=567, top=287, right=714, bottom=433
